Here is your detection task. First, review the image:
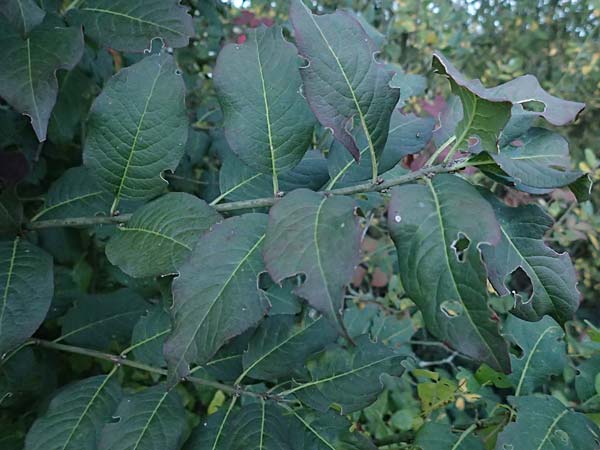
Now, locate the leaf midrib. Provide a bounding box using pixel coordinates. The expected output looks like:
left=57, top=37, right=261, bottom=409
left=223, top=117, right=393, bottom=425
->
left=426, top=178, right=503, bottom=369
left=118, top=226, right=192, bottom=250
left=172, top=233, right=266, bottom=376
left=536, top=409, right=568, bottom=450
left=131, top=390, right=170, bottom=450
left=514, top=325, right=560, bottom=396
left=111, top=62, right=162, bottom=213
left=305, top=8, right=377, bottom=165
left=31, top=191, right=104, bottom=222
left=0, top=238, right=20, bottom=340
left=80, top=7, right=185, bottom=37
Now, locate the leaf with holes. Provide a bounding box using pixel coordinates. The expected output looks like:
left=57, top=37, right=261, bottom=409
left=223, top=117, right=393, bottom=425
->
left=289, top=0, right=399, bottom=178
left=0, top=15, right=83, bottom=141
left=0, top=238, right=53, bottom=355
left=31, top=167, right=110, bottom=222
left=241, top=314, right=337, bottom=382
left=503, top=315, right=567, bottom=396
left=289, top=335, right=406, bottom=414
left=106, top=192, right=221, bottom=278
left=98, top=384, right=186, bottom=450
left=388, top=175, right=510, bottom=372
left=481, top=195, right=579, bottom=323
left=263, top=189, right=360, bottom=336
left=59, top=288, right=150, bottom=351
left=83, top=53, right=188, bottom=214
left=213, top=25, right=315, bottom=187
left=66, top=0, right=194, bottom=52
left=164, top=214, right=269, bottom=383
left=497, top=395, right=600, bottom=450
left=24, top=374, right=122, bottom=450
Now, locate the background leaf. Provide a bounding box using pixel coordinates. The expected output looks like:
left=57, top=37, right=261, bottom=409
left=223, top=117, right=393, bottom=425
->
left=0, top=0, right=45, bottom=35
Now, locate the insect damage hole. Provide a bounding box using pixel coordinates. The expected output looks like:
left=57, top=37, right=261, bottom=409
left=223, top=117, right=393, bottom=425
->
left=505, top=266, right=533, bottom=304
left=451, top=233, right=471, bottom=263
left=440, top=300, right=463, bottom=318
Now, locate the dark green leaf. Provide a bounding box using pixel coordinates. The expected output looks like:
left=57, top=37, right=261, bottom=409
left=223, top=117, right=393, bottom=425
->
left=218, top=149, right=329, bottom=202
left=575, top=354, right=600, bottom=402
left=388, top=175, right=510, bottom=372
left=0, top=237, right=53, bottom=355
left=31, top=167, right=110, bottom=221
left=67, top=0, right=193, bottom=52
left=289, top=0, right=399, bottom=169
left=481, top=196, right=579, bottom=323
left=24, top=374, right=122, bottom=450
left=262, top=279, right=303, bottom=316
left=59, top=288, right=150, bottom=351
left=263, top=189, right=360, bottom=335
left=106, top=192, right=221, bottom=278
left=0, top=0, right=45, bottom=35
left=186, top=402, right=376, bottom=450
left=241, top=314, right=337, bottom=382
left=290, top=335, right=406, bottom=414
left=83, top=53, right=188, bottom=213
left=503, top=315, right=567, bottom=396
left=164, top=214, right=269, bottom=382
left=0, top=16, right=83, bottom=141
left=0, top=188, right=23, bottom=235
left=98, top=384, right=186, bottom=450
left=130, top=308, right=171, bottom=367
left=414, top=422, right=484, bottom=450
left=497, top=395, right=600, bottom=450
left=214, top=25, right=315, bottom=182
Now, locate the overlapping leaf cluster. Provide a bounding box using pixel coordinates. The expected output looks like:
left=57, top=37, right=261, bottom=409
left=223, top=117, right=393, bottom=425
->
left=0, top=1, right=597, bottom=449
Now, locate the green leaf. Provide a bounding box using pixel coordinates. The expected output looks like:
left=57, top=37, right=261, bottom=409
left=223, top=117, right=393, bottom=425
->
left=186, top=402, right=376, bottom=450
left=575, top=354, right=600, bottom=403
left=130, top=308, right=171, bottom=367
left=433, top=52, right=584, bottom=152
left=164, top=214, right=269, bottom=382
left=213, top=25, right=315, bottom=187
left=417, top=377, right=456, bottom=414
left=0, top=188, right=23, bottom=235
left=59, top=288, right=150, bottom=351
left=289, top=0, right=399, bottom=176
left=24, top=374, right=122, bottom=450
left=262, top=279, right=302, bottom=316
left=289, top=335, right=406, bottom=414
left=487, top=128, right=582, bottom=189
left=83, top=53, right=188, bottom=214
left=218, top=149, right=329, bottom=203
left=31, top=167, right=110, bottom=221
left=432, top=53, right=512, bottom=154
left=326, top=111, right=434, bottom=189
left=98, top=384, right=186, bottom=450
left=388, top=64, right=428, bottom=107
left=263, top=189, right=360, bottom=335
left=241, top=314, right=337, bottom=382
left=497, top=395, right=600, bottom=450
left=66, top=0, right=194, bottom=52
left=388, top=175, right=510, bottom=372
left=415, top=422, right=483, bottom=450
left=481, top=195, right=579, bottom=323
left=503, top=315, right=567, bottom=396
left=0, top=0, right=45, bottom=35
left=0, top=237, right=53, bottom=355
left=106, top=192, right=221, bottom=278
left=0, top=15, right=84, bottom=141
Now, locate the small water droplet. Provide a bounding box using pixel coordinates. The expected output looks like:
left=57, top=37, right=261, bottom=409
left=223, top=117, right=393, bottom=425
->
left=394, top=215, right=402, bottom=223
left=235, top=45, right=240, bottom=50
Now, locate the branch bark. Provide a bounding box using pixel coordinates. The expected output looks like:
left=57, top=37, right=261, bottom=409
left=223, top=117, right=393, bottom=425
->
left=25, top=159, right=476, bottom=230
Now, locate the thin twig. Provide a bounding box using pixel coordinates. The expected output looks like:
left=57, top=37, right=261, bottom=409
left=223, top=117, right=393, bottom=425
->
left=25, top=159, right=478, bottom=230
